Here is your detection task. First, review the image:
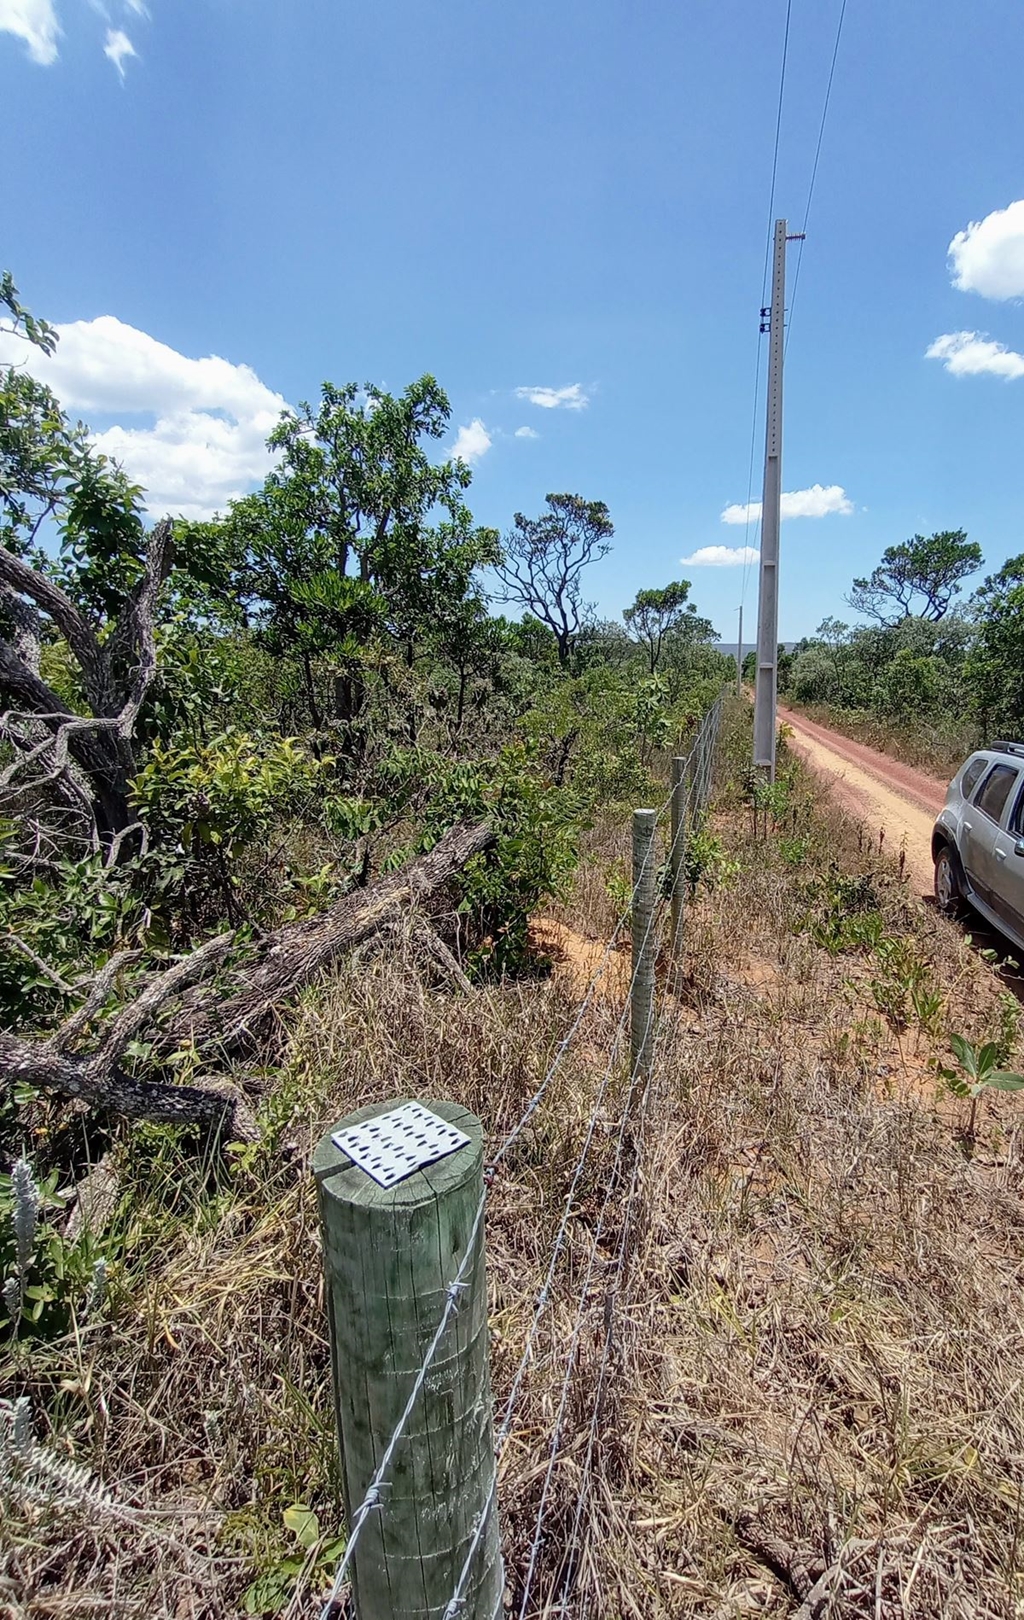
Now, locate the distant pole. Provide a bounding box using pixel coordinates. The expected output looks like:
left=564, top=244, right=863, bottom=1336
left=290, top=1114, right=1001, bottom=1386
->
left=736, top=605, right=744, bottom=698
left=753, top=218, right=790, bottom=779
left=669, top=757, right=687, bottom=963
left=313, top=1099, right=503, bottom=1620
left=630, top=809, right=657, bottom=1078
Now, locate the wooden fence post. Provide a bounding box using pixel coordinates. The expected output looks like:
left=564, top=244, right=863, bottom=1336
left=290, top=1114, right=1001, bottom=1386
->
left=669, top=756, right=687, bottom=963
left=313, top=1098, right=502, bottom=1620
left=631, top=809, right=657, bottom=1079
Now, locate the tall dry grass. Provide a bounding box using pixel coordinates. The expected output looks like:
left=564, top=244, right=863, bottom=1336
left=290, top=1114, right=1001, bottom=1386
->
left=4, top=706, right=1024, bottom=1618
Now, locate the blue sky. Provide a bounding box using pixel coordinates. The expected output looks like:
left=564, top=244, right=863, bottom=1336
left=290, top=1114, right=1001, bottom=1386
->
left=3, top=0, right=1023, bottom=640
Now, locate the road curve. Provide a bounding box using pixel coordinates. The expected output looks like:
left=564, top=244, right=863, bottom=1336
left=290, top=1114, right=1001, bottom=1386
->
left=777, top=705, right=949, bottom=899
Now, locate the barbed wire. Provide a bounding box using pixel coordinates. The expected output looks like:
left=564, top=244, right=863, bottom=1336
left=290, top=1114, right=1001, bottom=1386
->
left=515, top=915, right=670, bottom=1618
left=557, top=994, right=690, bottom=1612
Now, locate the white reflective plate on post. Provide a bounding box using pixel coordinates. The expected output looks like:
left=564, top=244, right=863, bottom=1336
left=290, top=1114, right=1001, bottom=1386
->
left=332, top=1102, right=471, bottom=1188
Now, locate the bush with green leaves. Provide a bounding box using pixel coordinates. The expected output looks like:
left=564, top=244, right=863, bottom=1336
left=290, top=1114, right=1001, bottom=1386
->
left=383, top=740, right=583, bottom=973
left=0, top=825, right=146, bottom=1028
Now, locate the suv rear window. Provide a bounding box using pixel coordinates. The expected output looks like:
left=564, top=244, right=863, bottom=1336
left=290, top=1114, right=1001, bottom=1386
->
left=974, top=763, right=1019, bottom=824
left=960, top=757, right=986, bottom=799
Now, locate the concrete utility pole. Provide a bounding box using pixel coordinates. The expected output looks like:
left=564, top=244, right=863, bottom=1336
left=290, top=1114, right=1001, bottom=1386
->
left=736, top=604, right=744, bottom=697
left=753, top=218, right=790, bottom=778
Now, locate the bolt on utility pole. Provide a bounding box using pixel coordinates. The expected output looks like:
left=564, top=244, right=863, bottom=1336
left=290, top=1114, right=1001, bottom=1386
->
left=753, top=218, right=799, bottom=779
left=736, top=604, right=744, bottom=698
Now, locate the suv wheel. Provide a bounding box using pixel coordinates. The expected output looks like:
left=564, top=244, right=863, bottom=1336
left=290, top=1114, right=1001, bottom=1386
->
left=934, top=844, right=963, bottom=916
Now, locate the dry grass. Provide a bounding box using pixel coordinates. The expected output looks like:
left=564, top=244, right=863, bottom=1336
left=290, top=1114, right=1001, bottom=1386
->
left=4, top=710, right=1024, bottom=1618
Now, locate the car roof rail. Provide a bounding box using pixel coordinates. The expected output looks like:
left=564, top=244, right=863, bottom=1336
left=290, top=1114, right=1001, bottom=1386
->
left=991, top=739, right=1024, bottom=758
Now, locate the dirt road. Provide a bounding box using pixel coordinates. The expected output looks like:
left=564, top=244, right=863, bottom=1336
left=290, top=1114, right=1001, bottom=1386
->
left=778, top=706, right=949, bottom=899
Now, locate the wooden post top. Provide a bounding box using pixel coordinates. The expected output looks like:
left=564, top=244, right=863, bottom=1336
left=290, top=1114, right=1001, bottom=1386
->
left=312, top=1097, right=483, bottom=1211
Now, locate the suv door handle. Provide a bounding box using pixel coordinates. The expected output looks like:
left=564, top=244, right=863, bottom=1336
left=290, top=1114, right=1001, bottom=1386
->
left=963, top=820, right=973, bottom=832
left=996, top=848, right=1008, bottom=861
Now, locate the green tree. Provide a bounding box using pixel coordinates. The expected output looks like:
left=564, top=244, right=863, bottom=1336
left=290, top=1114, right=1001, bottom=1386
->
left=216, top=377, right=499, bottom=734
left=623, top=580, right=694, bottom=673
left=966, top=555, right=1024, bottom=736
left=493, top=494, right=613, bottom=668
left=847, top=531, right=982, bottom=624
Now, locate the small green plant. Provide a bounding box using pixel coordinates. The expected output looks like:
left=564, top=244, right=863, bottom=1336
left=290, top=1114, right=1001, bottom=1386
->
left=910, top=978, right=945, bottom=1038
left=241, top=1503, right=346, bottom=1616
left=992, top=990, right=1021, bottom=1067
left=685, top=828, right=740, bottom=893
left=800, top=869, right=885, bottom=955
left=604, top=860, right=632, bottom=915
left=777, top=834, right=810, bottom=867
left=866, top=935, right=929, bottom=1031
left=940, top=1035, right=1024, bottom=1139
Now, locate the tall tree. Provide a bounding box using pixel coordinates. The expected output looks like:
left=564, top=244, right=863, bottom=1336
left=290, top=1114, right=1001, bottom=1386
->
left=623, top=580, right=695, bottom=673
left=217, top=377, right=498, bottom=731
left=847, top=531, right=982, bottom=624
left=493, top=494, right=612, bottom=668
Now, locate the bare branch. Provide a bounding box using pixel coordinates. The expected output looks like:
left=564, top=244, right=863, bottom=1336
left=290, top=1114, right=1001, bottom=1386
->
left=2, top=933, right=76, bottom=996
left=0, top=546, right=108, bottom=708
left=101, top=931, right=237, bottom=1068
left=52, top=950, right=144, bottom=1055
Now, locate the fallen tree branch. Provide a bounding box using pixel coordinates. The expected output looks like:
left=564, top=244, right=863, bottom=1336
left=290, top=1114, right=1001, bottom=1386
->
left=0, top=1031, right=242, bottom=1131
left=166, top=817, right=494, bottom=1055
left=0, top=819, right=493, bottom=1132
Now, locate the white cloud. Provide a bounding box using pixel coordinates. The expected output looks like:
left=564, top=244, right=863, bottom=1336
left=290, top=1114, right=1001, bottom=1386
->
left=0, top=314, right=287, bottom=522
left=450, top=418, right=491, bottom=465
left=125, top=0, right=148, bottom=13
left=0, top=0, right=60, bottom=64
left=513, top=383, right=589, bottom=410
left=948, top=200, right=1024, bottom=300
left=103, top=25, right=134, bottom=75
left=680, top=546, right=760, bottom=568
left=721, top=483, right=853, bottom=525
left=926, top=329, right=1024, bottom=380
left=514, top=425, right=538, bottom=439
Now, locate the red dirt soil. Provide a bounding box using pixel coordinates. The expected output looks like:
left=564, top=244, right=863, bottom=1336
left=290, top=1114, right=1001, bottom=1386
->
left=777, top=705, right=950, bottom=898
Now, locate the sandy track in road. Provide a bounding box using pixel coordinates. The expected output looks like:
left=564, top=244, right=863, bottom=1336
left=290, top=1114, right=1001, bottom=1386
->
left=777, top=705, right=948, bottom=900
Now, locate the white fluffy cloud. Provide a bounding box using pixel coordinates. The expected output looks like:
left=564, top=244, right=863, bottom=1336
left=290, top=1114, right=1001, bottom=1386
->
left=450, top=419, right=492, bottom=465
left=103, top=26, right=135, bottom=76
left=721, top=483, right=853, bottom=525
left=0, top=315, right=287, bottom=522
left=926, top=330, right=1024, bottom=380
left=1, top=0, right=144, bottom=69
left=948, top=199, right=1024, bottom=300
left=0, top=0, right=60, bottom=63
left=513, top=384, right=589, bottom=410
left=680, top=546, right=759, bottom=568
left=514, top=425, right=539, bottom=439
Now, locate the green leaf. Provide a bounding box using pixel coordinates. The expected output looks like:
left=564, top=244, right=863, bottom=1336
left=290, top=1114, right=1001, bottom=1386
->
left=283, top=1503, right=320, bottom=1549
left=985, top=1071, right=1024, bottom=1092
left=950, top=1034, right=977, bottom=1077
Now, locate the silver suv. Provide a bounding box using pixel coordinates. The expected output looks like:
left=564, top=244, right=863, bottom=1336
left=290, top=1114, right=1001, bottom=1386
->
left=933, top=741, right=1024, bottom=952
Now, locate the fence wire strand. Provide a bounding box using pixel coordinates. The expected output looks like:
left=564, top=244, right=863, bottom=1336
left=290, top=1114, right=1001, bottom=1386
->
left=316, top=696, right=724, bottom=1620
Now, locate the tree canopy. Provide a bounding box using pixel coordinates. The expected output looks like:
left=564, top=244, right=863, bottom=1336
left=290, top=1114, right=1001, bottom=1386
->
left=847, top=531, right=982, bottom=624
left=493, top=494, right=613, bottom=668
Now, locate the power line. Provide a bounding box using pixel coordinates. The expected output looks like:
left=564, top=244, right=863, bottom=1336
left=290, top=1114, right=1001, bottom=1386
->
left=786, top=0, right=849, bottom=350
left=740, top=0, right=793, bottom=612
